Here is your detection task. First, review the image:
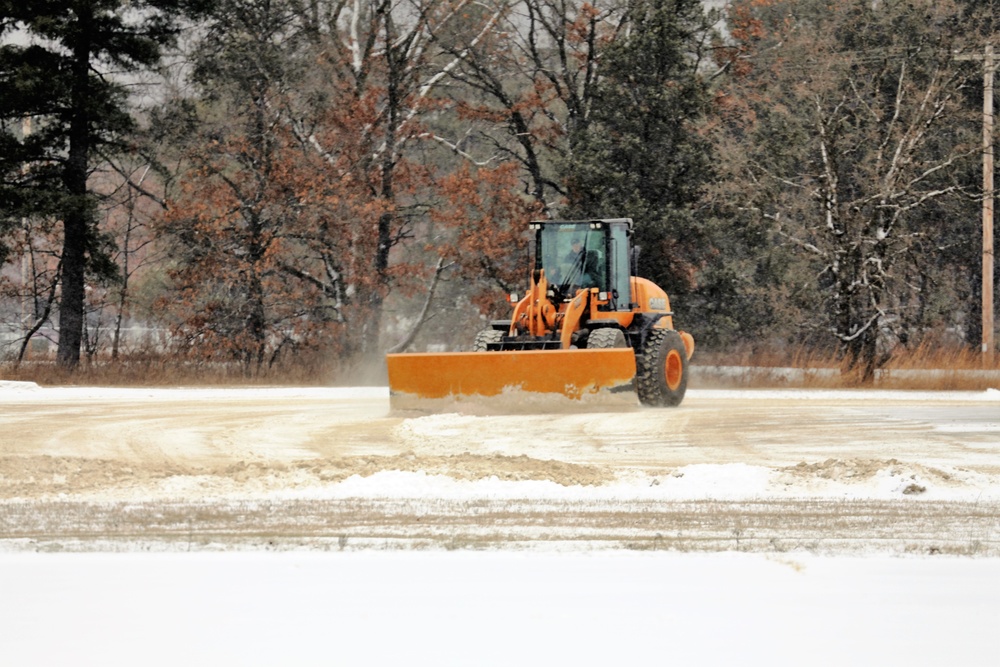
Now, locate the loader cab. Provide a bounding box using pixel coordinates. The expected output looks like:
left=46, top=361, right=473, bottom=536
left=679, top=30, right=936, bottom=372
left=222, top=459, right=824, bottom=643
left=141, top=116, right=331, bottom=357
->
left=531, top=219, right=633, bottom=311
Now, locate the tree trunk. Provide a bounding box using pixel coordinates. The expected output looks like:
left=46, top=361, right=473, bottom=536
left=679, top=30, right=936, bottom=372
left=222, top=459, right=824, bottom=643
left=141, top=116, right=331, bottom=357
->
left=57, top=212, right=87, bottom=368
left=57, top=8, right=94, bottom=369
left=247, top=267, right=267, bottom=373
left=364, top=12, right=402, bottom=357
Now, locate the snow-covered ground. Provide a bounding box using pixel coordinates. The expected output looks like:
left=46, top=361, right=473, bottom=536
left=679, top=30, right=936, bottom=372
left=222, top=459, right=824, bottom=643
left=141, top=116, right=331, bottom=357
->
left=4, top=550, right=1000, bottom=666
left=3, top=382, right=999, bottom=505
left=2, top=383, right=999, bottom=664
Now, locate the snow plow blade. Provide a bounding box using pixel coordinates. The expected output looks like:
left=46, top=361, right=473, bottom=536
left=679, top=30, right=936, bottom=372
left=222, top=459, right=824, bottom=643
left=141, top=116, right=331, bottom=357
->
left=387, top=349, right=638, bottom=412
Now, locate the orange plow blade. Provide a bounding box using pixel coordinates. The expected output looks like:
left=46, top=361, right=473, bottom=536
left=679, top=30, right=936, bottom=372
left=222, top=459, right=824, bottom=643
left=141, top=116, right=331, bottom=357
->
left=386, top=349, right=638, bottom=412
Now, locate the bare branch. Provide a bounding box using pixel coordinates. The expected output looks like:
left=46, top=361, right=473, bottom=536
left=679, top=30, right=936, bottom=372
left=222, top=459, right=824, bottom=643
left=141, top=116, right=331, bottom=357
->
left=99, top=157, right=167, bottom=209
left=418, top=131, right=499, bottom=166
left=776, top=227, right=827, bottom=258
left=386, top=256, right=453, bottom=353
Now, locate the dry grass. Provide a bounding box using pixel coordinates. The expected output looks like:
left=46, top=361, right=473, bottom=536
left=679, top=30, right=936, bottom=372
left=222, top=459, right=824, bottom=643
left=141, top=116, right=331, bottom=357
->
left=696, top=343, right=1000, bottom=391
left=0, top=351, right=386, bottom=388
left=3, top=343, right=999, bottom=391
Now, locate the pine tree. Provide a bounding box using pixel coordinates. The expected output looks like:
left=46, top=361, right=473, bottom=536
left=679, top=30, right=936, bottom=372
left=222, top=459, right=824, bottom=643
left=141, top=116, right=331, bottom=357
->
left=0, top=0, right=208, bottom=368
left=564, top=0, right=716, bottom=298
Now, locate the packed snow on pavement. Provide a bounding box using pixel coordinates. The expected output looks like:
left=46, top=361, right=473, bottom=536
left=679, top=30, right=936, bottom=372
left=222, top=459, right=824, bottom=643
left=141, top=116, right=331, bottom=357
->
left=2, top=382, right=1000, bottom=509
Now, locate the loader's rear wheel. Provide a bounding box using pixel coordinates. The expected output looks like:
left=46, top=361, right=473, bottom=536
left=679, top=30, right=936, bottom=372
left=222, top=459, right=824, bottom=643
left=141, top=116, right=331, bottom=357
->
left=636, top=328, right=688, bottom=407
left=473, top=329, right=503, bottom=352
left=587, top=328, right=627, bottom=349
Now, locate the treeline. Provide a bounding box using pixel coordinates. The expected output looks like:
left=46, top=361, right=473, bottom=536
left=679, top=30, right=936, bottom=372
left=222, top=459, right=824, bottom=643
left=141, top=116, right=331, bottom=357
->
left=0, top=0, right=995, bottom=381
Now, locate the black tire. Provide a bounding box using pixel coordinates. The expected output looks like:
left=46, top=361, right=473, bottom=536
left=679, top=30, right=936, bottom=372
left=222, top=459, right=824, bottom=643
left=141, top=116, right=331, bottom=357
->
left=636, top=328, right=688, bottom=407
left=473, top=329, right=503, bottom=351
left=587, top=327, right=627, bottom=349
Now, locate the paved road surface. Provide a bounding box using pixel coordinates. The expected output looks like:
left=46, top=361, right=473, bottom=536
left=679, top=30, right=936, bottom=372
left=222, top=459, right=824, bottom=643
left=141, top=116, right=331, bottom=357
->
left=1, top=387, right=998, bottom=553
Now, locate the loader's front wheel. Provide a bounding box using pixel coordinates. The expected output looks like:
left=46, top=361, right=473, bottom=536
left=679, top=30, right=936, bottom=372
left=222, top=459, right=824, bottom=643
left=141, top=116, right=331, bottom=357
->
left=586, top=327, right=627, bottom=349
left=473, top=329, right=503, bottom=352
left=636, top=328, right=688, bottom=407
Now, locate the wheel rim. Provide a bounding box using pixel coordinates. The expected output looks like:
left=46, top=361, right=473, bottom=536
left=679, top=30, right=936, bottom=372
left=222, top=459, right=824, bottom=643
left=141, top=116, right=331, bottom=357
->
left=665, top=349, right=683, bottom=391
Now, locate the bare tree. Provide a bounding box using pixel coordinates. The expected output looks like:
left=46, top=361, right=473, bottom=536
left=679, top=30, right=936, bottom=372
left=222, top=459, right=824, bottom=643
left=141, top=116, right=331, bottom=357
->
left=718, top=0, right=980, bottom=380
left=433, top=0, right=632, bottom=211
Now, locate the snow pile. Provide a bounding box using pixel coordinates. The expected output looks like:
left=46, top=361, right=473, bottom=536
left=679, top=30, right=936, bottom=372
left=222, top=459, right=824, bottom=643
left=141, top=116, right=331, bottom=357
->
left=268, top=460, right=1000, bottom=504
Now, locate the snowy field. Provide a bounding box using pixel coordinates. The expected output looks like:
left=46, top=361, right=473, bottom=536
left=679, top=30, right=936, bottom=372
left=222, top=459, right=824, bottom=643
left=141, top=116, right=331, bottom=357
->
left=2, top=382, right=999, bottom=664
left=4, top=551, right=1000, bottom=666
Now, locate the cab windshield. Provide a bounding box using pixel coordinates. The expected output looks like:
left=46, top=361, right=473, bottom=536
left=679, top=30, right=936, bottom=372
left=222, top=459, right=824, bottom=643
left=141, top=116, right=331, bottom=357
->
left=536, top=224, right=606, bottom=293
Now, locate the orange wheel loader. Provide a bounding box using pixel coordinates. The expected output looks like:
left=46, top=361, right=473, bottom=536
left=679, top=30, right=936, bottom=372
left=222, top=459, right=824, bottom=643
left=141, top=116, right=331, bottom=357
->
left=386, top=218, right=695, bottom=409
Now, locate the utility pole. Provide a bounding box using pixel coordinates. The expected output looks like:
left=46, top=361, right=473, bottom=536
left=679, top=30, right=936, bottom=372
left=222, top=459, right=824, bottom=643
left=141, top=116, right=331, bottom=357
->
left=957, top=44, right=996, bottom=364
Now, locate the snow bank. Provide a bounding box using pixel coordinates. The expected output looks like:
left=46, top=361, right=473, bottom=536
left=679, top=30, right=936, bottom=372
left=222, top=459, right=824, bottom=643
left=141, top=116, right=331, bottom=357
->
left=265, top=460, right=1000, bottom=504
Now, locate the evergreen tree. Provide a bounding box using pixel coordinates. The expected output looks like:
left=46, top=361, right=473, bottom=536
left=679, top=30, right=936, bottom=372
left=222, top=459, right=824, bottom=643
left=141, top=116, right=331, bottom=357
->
left=0, top=0, right=207, bottom=368
left=564, top=0, right=716, bottom=302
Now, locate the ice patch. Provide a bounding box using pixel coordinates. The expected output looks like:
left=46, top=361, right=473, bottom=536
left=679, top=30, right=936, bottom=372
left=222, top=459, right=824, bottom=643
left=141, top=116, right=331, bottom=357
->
left=933, top=422, right=1000, bottom=433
